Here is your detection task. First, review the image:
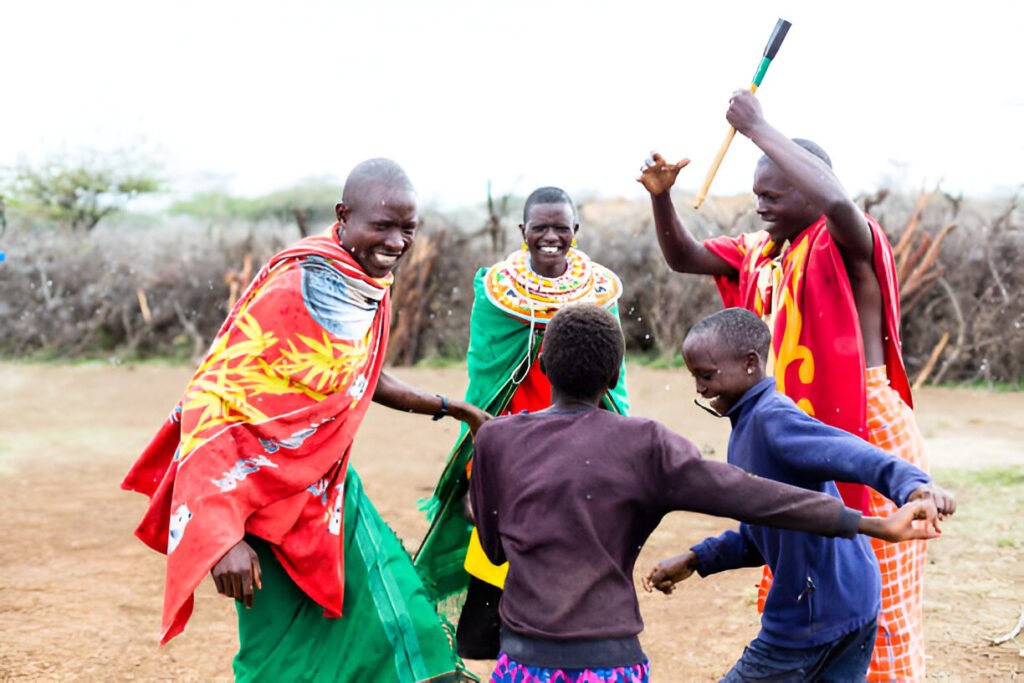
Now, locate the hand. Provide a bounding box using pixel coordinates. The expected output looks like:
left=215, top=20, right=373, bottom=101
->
left=641, top=551, right=698, bottom=595
left=637, top=152, right=690, bottom=196
left=449, top=400, right=492, bottom=435
left=867, top=499, right=943, bottom=543
left=907, top=483, right=956, bottom=518
left=211, top=540, right=262, bottom=608
left=725, top=90, right=766, bottom=138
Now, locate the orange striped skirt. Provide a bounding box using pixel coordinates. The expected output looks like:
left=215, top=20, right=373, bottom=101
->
left=756, top=367, right=929, bottom=681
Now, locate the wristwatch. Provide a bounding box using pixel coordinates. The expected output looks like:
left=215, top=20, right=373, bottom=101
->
left=432, top=394, right=449, bottom=421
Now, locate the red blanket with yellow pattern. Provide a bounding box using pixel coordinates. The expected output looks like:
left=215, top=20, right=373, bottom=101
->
left=122, top=232, right=391, bottom=643
left=705, top=216, right=910, bottom=512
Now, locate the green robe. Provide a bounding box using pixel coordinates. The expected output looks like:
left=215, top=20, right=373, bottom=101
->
left=413, top=267, right=630, bottom=609
left=235, top=468, right=475, bottom=682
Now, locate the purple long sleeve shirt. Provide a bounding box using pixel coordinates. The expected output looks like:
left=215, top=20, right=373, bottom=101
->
left=469, top=407, right=862, bottom=641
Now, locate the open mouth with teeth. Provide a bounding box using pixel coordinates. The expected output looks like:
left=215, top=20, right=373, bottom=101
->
left=538, top=245, right=562, bottom=255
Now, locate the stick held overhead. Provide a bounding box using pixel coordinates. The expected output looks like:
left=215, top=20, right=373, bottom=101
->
left=694, top=18, right=792, bottom=210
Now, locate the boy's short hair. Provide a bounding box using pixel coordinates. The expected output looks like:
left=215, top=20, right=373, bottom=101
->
left=687, top=308, right=771, bottom=360
left=543, top=304, right=623, bottom=400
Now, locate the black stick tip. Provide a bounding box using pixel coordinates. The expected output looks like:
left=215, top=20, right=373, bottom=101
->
left=763, top=18, right=792, bottom=59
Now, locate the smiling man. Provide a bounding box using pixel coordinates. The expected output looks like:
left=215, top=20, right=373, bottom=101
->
left=123, top=158, right=485, bottom=682
left=637, top=92, right=932, bottom=681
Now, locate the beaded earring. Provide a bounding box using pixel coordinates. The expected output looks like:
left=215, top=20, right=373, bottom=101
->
left=571, top=238, right=578, bottom=248
left=522, top=241, right=528, bottom=251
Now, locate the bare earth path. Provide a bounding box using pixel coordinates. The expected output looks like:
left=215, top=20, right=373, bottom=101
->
left=0, top=363, right=1020, bottom=681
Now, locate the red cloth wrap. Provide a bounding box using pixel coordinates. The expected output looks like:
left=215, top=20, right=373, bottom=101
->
left=704, top=216, right=910, bottom=513
left=122, top=233, right=390, bottom=643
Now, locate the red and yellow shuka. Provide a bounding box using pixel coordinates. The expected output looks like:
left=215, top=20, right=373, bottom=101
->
left=705, top=216, right=911, bottom=513
left=122, top=233, right=391, bottom=644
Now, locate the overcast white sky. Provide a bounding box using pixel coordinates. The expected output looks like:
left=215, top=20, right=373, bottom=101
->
left=3, top=1, right=1022, bottom=209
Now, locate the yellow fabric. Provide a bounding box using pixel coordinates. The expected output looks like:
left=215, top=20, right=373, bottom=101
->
left=464, top=528, right=508, bottom=588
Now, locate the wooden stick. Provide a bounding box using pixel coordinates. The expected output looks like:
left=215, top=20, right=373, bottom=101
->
left=136, top=287, right=152, bottom=324
left=694, top=123, right=742, bottom=209
left=990, top=607, right=1024, bottom=646
left=694, top=19, right=790, bottom=209
left=912, top=331, right=949, bottom=392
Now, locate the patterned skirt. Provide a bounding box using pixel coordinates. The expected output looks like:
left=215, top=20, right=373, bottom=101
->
left=489, top=653, right=650, bottom=683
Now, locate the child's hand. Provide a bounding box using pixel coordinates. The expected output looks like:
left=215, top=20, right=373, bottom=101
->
left=642, top=551, right=698, bottom=595
left=860, top=499, right=943, bottom=543
left=907, top=483, right=957, bottom=518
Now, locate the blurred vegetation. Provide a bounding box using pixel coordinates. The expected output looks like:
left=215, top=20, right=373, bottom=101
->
left=1, top=171, right=1021, bottom=389
left=170, top=177, right=339, bottom=236
left=2, top=151, right=162, bottom=232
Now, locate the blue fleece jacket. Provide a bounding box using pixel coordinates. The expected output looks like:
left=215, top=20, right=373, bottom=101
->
left=691, top=378, right=930, bottom=649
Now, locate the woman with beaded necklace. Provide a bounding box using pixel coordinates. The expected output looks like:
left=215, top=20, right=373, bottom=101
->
left=414, top=186, right=630, bottom=662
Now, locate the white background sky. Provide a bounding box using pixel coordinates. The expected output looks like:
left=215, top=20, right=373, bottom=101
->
left=3, top=1, right=1022, bottom=210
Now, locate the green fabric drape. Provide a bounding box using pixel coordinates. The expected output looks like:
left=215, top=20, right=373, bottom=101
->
left=413, top=268, right=629, bottom=607
left=235, top=468, right=475, bottom=683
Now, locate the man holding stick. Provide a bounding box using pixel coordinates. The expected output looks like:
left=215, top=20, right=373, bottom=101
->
left=638, top=91, right=931, bottom=681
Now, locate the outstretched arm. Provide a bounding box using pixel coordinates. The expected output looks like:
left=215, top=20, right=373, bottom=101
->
left=727, top=90, right=873, bottom=261
left=758, top=407, right=956, bottom=516
left=637, top=153, right=736, bottom=276
left=859, top=498, right=943, bottom=541
left=373, top=371, right=491, bottom=434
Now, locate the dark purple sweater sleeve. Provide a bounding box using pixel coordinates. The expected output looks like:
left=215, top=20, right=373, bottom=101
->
left=469, top=427, right=506, bottom=566
left=649, top=424, right=861, bottom=538
left=756, top=406, right=931, bottom=505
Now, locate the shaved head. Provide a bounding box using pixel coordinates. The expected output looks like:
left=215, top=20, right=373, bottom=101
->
left=341, top=158, right=415, bottom=212
left=758, top=138, right=832, bottom=170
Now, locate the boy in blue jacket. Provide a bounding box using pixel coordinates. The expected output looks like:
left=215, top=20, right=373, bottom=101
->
left=644, top=308, right=955, bottom=682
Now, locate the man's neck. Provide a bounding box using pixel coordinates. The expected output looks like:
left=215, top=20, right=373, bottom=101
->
left=549, top=388, right=603, bottom=412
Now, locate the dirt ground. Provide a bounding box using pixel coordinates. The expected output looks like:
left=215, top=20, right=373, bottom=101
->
left=0, top=362, right=1020, bottom=682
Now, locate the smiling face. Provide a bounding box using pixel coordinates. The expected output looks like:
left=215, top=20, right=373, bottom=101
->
left=682, top=332, right=762, bottom=415
left=520, top=201, right=577, bottom=278
left=753, top=160, right=821, bottom=243
left=335, top=183, right=418, bottom=278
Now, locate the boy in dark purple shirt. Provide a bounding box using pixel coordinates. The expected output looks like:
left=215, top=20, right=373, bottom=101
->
left=644, top=308, right=955, bottom=682
left=470, top=304, right=944, bottom=682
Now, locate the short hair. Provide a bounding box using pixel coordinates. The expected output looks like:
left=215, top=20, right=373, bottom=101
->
left=686, top=307, right=771, bottom=360
left=523, top=186, right=577, bottom=225
left=758, top=138, right=832, bottom=169
left=341, top=158, right=415, bottom=211
left=543, top=304, right=623, bottom=400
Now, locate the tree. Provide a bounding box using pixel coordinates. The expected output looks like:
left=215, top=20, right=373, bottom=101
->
left=6, top=152, right=162, bottom=232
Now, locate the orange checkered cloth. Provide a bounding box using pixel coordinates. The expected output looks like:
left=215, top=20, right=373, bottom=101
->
left=755, top=366, right=929, bottom=681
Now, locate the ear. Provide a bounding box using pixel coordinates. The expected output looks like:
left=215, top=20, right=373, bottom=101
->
left=519, top=223, right=527, bottom=241
left=608, top=367, right=621, bottom=391
left=335, top=202, right=349, bottom=224
left=745, top=351, right=764, bottom=377
left=573, top=224, right=580, bottom=234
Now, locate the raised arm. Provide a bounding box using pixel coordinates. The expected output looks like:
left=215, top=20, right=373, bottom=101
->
left=373, top=371, right=491, bottom=434
left=637, top=153, right=736, bottom=276
left=727, top=90, right=873, bottom=261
